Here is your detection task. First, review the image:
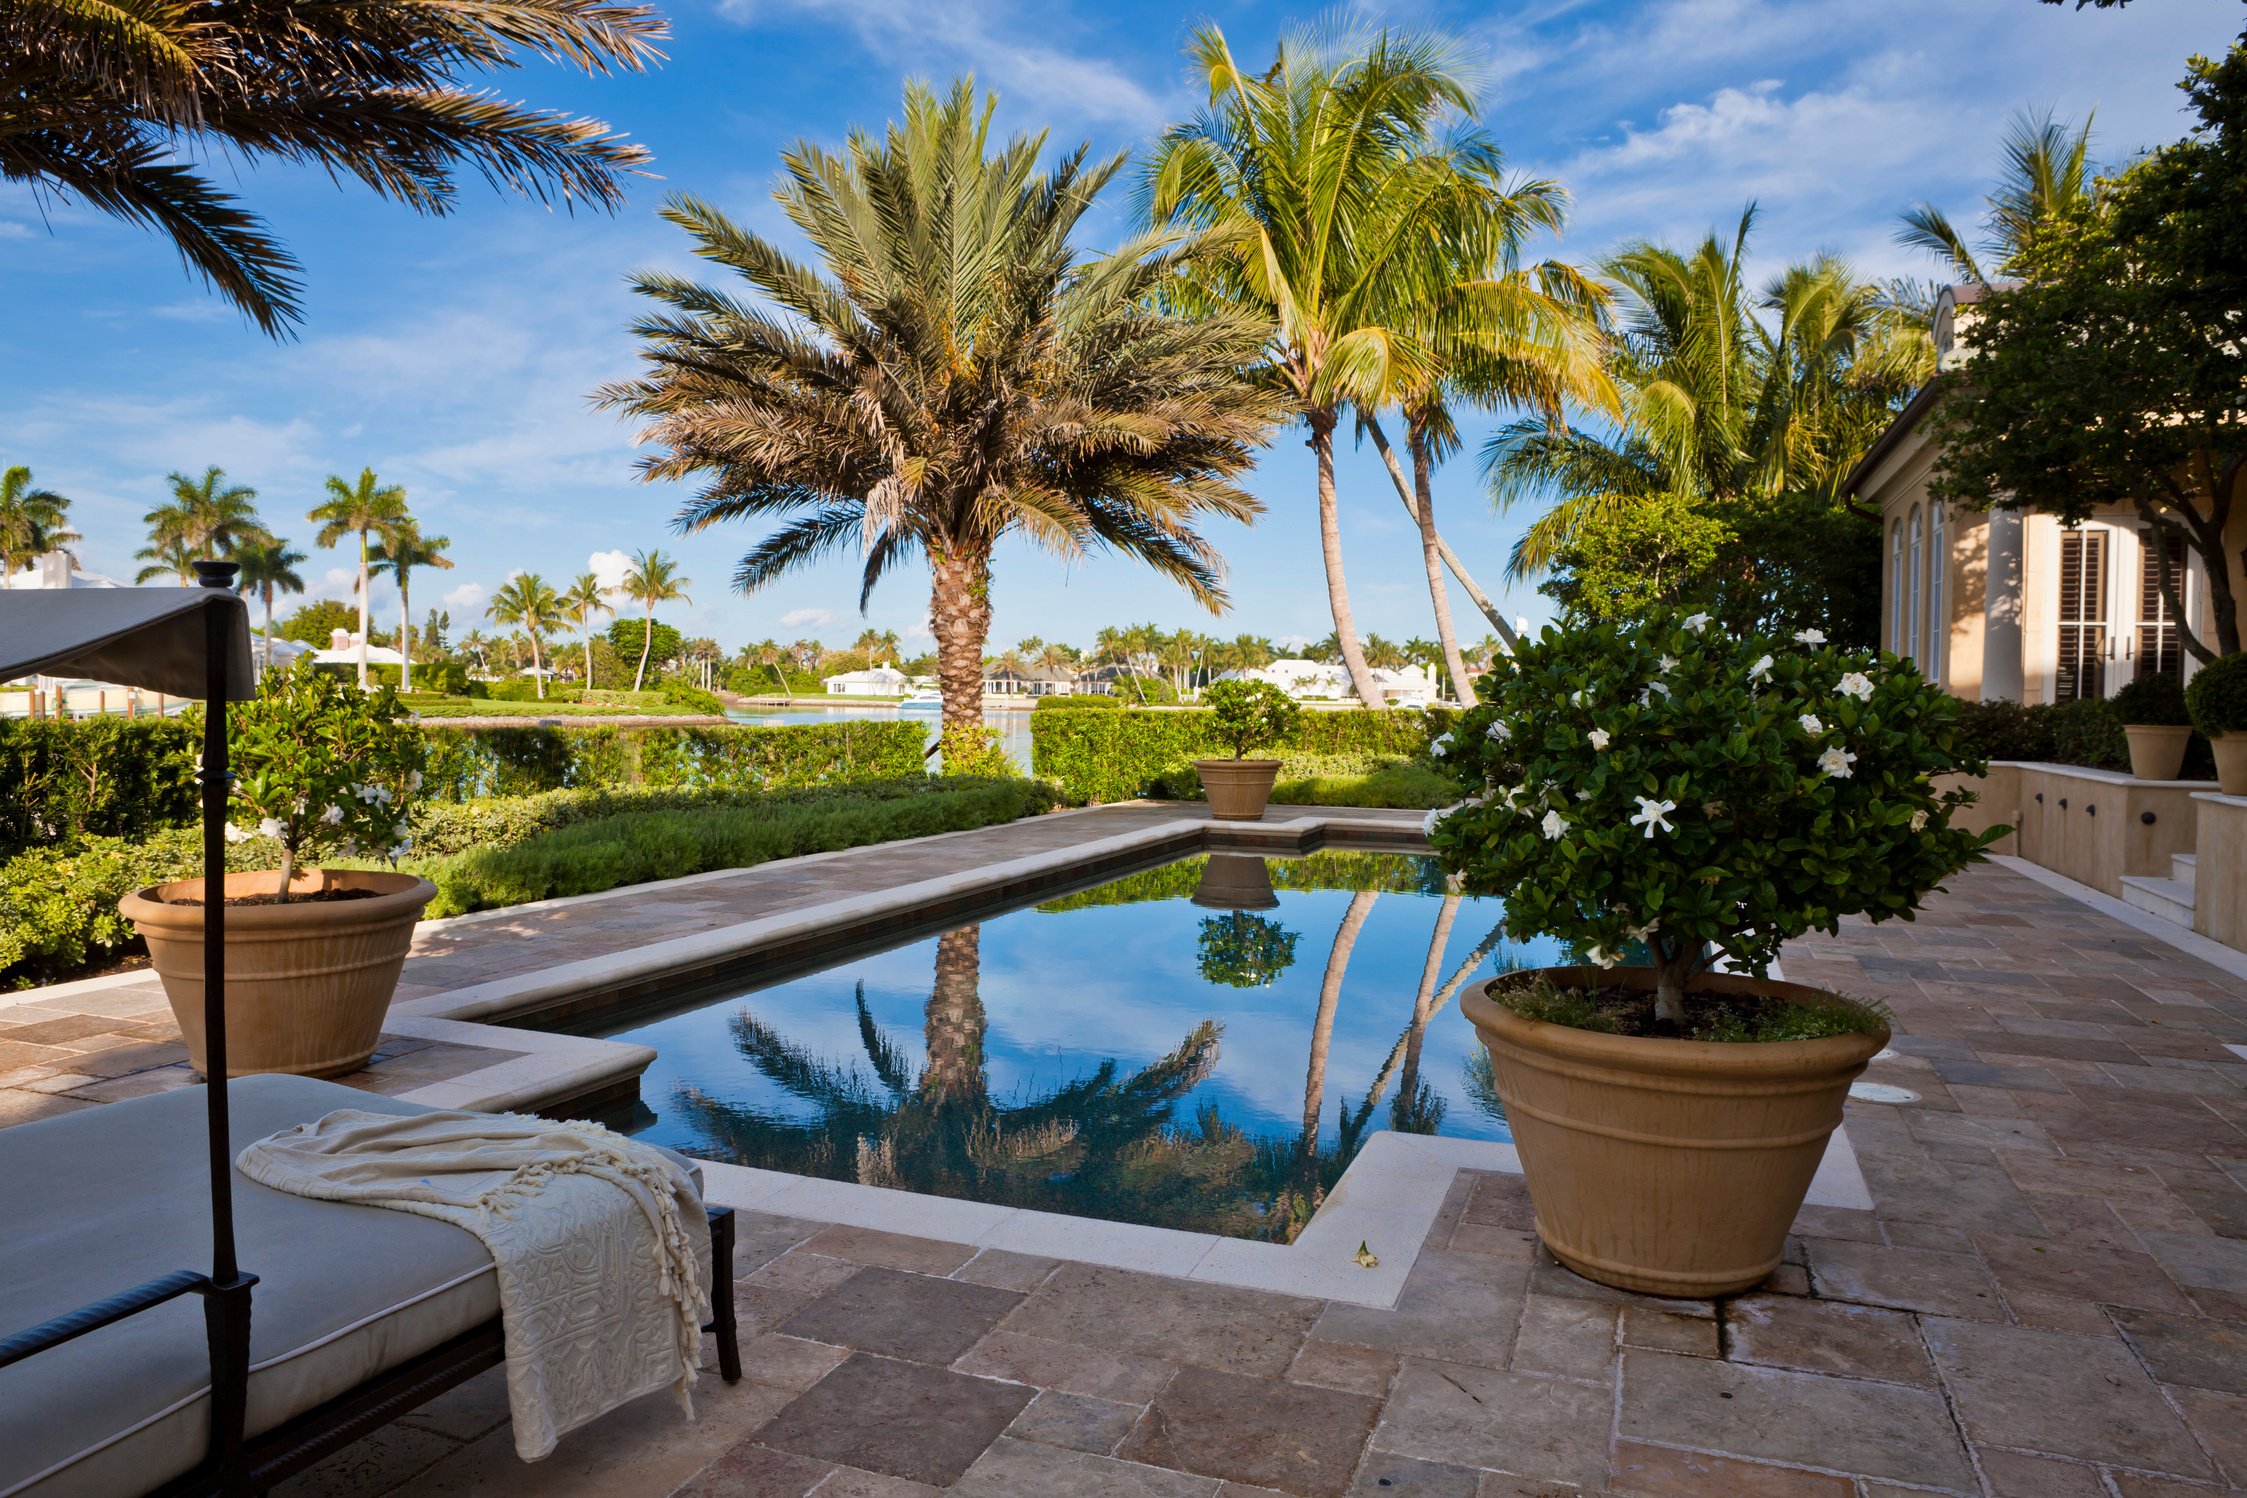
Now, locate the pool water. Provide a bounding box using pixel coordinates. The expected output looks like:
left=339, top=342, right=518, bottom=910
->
left=600, top=851, right=1559, bottom=1241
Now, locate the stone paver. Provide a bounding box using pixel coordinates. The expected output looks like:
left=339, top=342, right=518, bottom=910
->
left=96, top=854, right=2247, bottom=1495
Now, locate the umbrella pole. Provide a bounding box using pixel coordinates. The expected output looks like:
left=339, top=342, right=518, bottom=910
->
left=198, top=574, right=255, bottom=1490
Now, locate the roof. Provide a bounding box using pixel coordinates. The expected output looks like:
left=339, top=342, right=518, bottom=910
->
left=1841, top=375, right=1949, bottom=503
left=0, top=585, right=254, bottom=699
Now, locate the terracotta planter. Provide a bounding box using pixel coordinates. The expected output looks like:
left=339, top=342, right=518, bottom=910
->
left=121, top=869, right=436, bottom=1079
left=2124, top=725, right=2192, bottom=782
left=1195, top=758, right=1282, bottom=822
left=2213, top=732, right=2247, bottom=796
left=1462, top=967, right=1886, bottom=1298
left=1191, top=852, right=1280, bottom=911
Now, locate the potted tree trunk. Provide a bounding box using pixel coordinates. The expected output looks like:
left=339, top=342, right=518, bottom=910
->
left=122, top=661, right=434, bottom=1078
left=2187, top=653, right=2247, bottom=795
left=1194, top=679, right=1301, bottom=821
left=1426, top=609, right=2000, bottom=1298
left=2112, top=672, right=2194, bottom=781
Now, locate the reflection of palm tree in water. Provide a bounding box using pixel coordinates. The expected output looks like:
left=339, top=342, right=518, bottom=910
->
left=673, top=925, right=1262, bottom=1233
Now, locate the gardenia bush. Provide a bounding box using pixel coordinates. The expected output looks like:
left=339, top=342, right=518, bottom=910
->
left=226, top=662, right=426, bottom=894
left=1201, top=678, right=1301, bottom=759
left=1425, top=609, right=1997, bottom=1023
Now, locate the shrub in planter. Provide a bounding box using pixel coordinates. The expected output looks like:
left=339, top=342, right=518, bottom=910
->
left=1195, top=679, right=1302, bottom=821
left=120, top=662, right=437, bottom=1078
left=2188, top=653, right=2247, bottom=793
left=2111, top=672, right=2194, bottom=780
left=1425, top=608, right=1999, bottom=1295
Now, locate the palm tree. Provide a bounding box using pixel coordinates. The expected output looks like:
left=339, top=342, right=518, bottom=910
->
left=486, top=573, right=561, bottom=698
left=0, top=466, right=77, bottom=578
left=146, top=465, right=265, bottom=565
left=1898, top=110, right=2096, bottom=284
left=1, top=0, right=663, bottom=336
left=308, top=467, right=408, bottom=688
left=460, top=628, right=492, bottom=674
left=561, top=573, right=614, bottom=692
left=1144, top=23, right=1490, bottom=707
left=232, top=535, right=306, bottom=672
left=600, top=80, right=1279, bottom=742
left=133, top=535, right=195, bottom=585
left=368, top=520, right=452, bottom=692
left=617, top=548, right=688, bottom=692
left=1485, top=209, right=1928, bottom=583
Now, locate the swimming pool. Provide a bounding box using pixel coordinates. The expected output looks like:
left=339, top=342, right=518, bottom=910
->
left=598, top=850, right=1558, bottom=1241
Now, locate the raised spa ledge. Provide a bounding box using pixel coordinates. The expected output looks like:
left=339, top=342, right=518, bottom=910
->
left=1939, top=760, right=2212, bottom=900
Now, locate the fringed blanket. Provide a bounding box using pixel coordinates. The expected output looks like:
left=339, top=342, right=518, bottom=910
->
left=238, top=1109, right=710, bottom=1460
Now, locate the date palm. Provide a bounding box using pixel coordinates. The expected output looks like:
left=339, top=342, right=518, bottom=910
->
left=561, top=573, right=614, bottom=692
left=486, top=572, right=561, bottom=698
left=600, top=79, right=1280, bottom=741
left=1144, top=23, right=1491, bottom=707
left=308, top=468, right=408, bottom=688
left=232, top=534, right=306, bottom=672
left=1898, top=110, right=2096, bottom=284
left=0, top=466, right=77, bottom=578
left=618, top=548, right=687, bottom=691
left=369, top=520, right=453, bottom=692
left=1, top=0, right=664, bottom=336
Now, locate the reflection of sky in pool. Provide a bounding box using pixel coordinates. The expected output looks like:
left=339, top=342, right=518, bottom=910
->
left=601, top=853, right=1561, bottom=1238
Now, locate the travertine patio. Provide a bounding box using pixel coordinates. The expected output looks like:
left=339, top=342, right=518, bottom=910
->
left=8, top=824, right=2247, bottom=1496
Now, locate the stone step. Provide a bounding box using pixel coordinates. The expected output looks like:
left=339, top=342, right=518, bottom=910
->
left=2173, top=852, right=2197, bottom=890
left=2121, top=873, right=2196, bottom=929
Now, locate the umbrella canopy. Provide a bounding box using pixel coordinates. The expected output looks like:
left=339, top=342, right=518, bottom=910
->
left=0, top=587, right=254, bottom=701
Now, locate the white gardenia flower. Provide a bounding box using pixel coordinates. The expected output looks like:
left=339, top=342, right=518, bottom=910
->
left=406, top=771, right=424, bottom=792
left=256, top=817, right=285, bottom=841
left=320, top=804, right=345, bottom=825
left=1910, top=809, right=1929, bottom=831
left=1587, top=945, right=1620, bottom=969
left=1799, top=713, right=1823, bottom=735
left=1541, top=810, right=1568, bottom=840
left=1838, top=671, right=1875, bottom=700
left=1795, top=628, right=1827, bottom=645
left=1487, top=720, right=1511, bottom=741
left=1684, top=613, right=1711, bottom=633
left=1819, top=747, right=1857, bottom=779
left=1659, top=654, right=1678, bottom=673
left=1589, top=729, right=1611, bottom=750
left=1625, top=920, right=1661, bottom=943
left=354, top=783, right=379, bottom=803
left=1629, top=796, right=1678, bottom=839
left=1430, top=732, right=1454, bottom=758
left=224, top=823, right=248, bottom=844
left=1421, top=805, right=1454, bottom=837
left=1749, top=655, right=1774, bottom=683
left=1575, top=789, right=1592, bottom=802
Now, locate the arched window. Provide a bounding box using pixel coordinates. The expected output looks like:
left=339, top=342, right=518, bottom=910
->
left=1926, top=503, right=1946, bottom=687
left=1889, top=522, right=1905, bottom=652
left=1907, top=507, right=1923, bottom=662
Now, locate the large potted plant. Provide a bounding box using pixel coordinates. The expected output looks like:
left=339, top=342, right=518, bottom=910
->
left=2186, top=653, right=2247, bottom=794
left=1426, top=609, right=1997, bottom=1297
left=2112, top=672, right=2194, bottom=781
left=122, top=662, right=434, bottom=1078
left=1195, top=679, right=1301, bottom=821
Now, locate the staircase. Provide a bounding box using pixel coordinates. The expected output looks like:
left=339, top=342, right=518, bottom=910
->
left=2122, top=853, right=2197, bottom=929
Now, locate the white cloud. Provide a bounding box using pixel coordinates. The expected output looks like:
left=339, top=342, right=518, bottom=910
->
left=903, top=615, right=934, bottom=641
left=588, top=549, right=634, bottom=592
left=780, top=606, right=842, bottom=629
left=442, top=582, right=488, bottom=615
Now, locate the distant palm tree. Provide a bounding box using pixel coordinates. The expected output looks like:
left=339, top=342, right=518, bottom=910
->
left=460, top=628, right=492, bottom=674
left=308, top=467, right=408, bottom=688
left=601, top=80, right=1279, bottom=741
left=0, top=466, right=77, bottom=578
left=368, top=520, right=452, bottom=692
left=146, top=465, right=265, bottom=566
left=561, top=573, right=614, bottom=692
left=0, top=0, right=664, bottom=336
left=1898, top=110, right=2096, bottom=284
left=232, top=535, right=306, bottom=672
left=486, top=573, right=562, bottom=699
left=618, top=548, right=689, bottom=691
left=133, top=535, right=195, bottom=585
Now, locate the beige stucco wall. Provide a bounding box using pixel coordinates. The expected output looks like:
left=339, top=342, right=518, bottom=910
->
left=2192, top=793, right=2247, bottom=951
left=1940, top=763, right=2200, bottom=897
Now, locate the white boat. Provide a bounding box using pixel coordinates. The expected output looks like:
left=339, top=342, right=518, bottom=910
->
left=900, top=688, right=943, bottom=710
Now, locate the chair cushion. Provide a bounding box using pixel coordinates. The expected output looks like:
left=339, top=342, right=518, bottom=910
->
left=0, top=1074, right=699, bottom=1498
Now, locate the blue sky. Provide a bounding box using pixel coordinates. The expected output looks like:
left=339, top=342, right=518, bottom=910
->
left=4, top=0, right=2239, bottom=654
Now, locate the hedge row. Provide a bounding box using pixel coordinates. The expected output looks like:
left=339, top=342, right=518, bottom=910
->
left=1030, top=707, right=1454, bottom=804
left=1950, top=697, right=2214, bottom=779
left=419, top=720, right=928, bottom=800
left=0, top=717, right=202, bottom=859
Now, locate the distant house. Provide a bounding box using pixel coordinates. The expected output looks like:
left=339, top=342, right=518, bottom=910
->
left=1371, top=664, right=1440, bottom=707
left=824, top=664, right=908, bottom=695
left=1229, top=658, right=1352, bottom=701
left=984, top=663, right=1077, bottom=697
left=1, top=552, right=124, bottom=591
left=1848, top=284, right=2246, bottom=704
left=311, top=628, right=405, bottom=668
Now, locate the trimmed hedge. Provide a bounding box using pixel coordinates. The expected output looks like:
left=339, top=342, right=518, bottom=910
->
left=1031, top=706, right=1453, bottom=803
left=0, top=717, right=202, bottom=859
left=1949, top=696, right=2215, bottom=780
left=387, top=721, right=928, bottom=800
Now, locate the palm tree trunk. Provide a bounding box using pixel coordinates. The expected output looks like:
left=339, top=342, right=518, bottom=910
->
left=532, top=632, right=545, bottom=700
left=1365, top=418, right=1518, bottom=651
left=929, top=541, right=993, bottom=742
left=1395, top=893, right=1461, bottom=1123
left=354, top=530, right=371, bottom=690
left=1310, top=413, right=1386, bottom=708
left=920, top=926, right=987, bottom=1104
left=398, top=570, right=413, bottom=693
left=585, top=633, right=596, bottom=695
left=1302, top=888, right=1378, bottom=1156
left=261, top=585, right=274, bottom=676
left=1408, top=423, right=1476, bottom=708
left=633, top=604, right=653, bottom=691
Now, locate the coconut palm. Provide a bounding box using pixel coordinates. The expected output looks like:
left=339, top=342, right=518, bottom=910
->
left=460, top=628, right=492, bottom=674
left=146, top=466, right=265, bottom=566
left=0, top=0, right=663, bottom=336
left=601, top=79, right=1279, bottom=741
left=0, top=466, right=77, bottom=578
left=1898, top=110, right=2096, bottom=284
left=486, top=573, right=561, bottom=698
left=368, top=520, right=452, bottom=692
left=617, top=548, right=688, bottom=691
left=1145, top=23, right=1497, bottom=707
left=1485, top=209, right=1929, bottom=581
left=133, top=535, right=195, bottom=585
left=308, top=468, right=408, bottom=688
left=560, top=573, right=614, bottom=691
left=232, top=535, right=306, bottom=672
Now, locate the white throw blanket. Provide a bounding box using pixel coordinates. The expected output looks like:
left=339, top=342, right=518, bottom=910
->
left=238, top=1109, right=711, bottom=1460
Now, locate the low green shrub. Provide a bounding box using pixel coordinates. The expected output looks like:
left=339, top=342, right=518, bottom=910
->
left=1950, top=697, right=2129, bottom=772
left=417, top=720, right=927, bottom=799
left=405, top=777, right=953, bottom=858
left=407, top=696, right=702, bottom=719
left=0, top=716, right=202, bottom=858
left=658, top=679, right=729, bottom=714
left=2109, top=672, right=2192, bottom=728
left=0, top=827, right=266, bottom=987
left=1032, top=706, right=1451, bottom=803
left=1033, top=694, right=1122, bottom=710
left=2187, top=653, right=2247, bottom=736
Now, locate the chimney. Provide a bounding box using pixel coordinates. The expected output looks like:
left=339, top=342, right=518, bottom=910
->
left=38, top=552, right=69, bottom=589
left=331, top=628, right=352, bottom=651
